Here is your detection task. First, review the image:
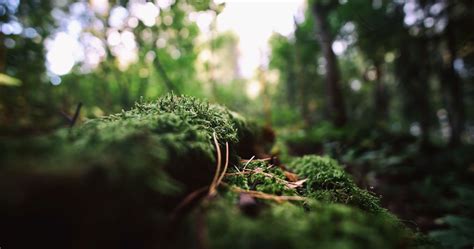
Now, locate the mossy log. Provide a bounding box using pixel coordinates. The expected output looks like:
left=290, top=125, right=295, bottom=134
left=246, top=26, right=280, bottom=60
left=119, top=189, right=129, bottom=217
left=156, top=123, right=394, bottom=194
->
left=0, top=95, right=438, bottom=249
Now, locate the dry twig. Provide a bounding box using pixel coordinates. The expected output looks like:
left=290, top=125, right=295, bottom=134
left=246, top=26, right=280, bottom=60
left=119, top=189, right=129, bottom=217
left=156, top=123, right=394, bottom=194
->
left=215, top=142, right=229, bottom=188
left=242, top=155, right=255, bottom=170
left=209, top=132, right=229, bottom=196
left=241, top=157, right=272, bottom=163
left=222, top=183, right=308, bottom=203
left=208, top=132, right=222, bottom=196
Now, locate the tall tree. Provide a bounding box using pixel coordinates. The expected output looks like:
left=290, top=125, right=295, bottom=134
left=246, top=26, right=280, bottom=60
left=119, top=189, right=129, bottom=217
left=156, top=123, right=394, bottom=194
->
left=439, top=21, right=464, bottom=145
left=436, top=0, right=472, bottom=145
left=404, top=0, right=472, bottom=144
left=340, top=1, right=401, bottom=122
left=311, top=0, right=347, bottom=127
left=395, top=34, right=434, bottom=143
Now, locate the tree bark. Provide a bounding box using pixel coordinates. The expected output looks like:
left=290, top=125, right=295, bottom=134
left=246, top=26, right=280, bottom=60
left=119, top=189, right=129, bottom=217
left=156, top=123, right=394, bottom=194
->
left=294, top=38, right=311, bottom=126
left=416, top=38, right=432, bottom=144
left=396, top=36, right=432, bottom=144
left=440, top=23, right=465, bottom=146
left=311, top=2, right=347, bottom=127
left=374, top=60, right=389, bottom=122
left=0, top=33, right=5, bottom=73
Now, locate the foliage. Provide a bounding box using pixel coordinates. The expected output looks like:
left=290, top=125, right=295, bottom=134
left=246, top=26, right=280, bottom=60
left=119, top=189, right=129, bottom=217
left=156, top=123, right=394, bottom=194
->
left=0, top=73, right=21, bottom=86
left=430, top=215, right=474, bottom=249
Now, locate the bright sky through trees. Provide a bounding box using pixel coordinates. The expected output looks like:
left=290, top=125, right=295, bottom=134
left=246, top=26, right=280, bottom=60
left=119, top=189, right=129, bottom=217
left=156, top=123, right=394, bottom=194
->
left=214, top=0, right=305, bottom=77
left=45, top=0, right=305, bottom=78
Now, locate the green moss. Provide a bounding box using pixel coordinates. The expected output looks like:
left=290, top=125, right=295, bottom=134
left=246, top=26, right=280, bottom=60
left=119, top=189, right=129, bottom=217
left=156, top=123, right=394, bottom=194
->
left=0, top=94, right=253, bottom=209
left=205, top=199, right=412, bottom=249
left=77, top=93, right=240, bottom=144
left=225, top=161, right=297, bottom=196
left=289, top=156, right=351, bottom=189
left=0, top=94, right=255, bottom=248
left=289, top=155, right=383, bottom=213
left=204, top=166, right=438, bottom=249
left=0, top=95, right=439, bottom=249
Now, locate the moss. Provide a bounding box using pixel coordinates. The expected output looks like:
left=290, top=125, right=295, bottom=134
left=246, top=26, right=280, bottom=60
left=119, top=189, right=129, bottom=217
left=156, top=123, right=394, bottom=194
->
left=75, top=94, right=241, bottom=144
left=0, top=94, right=258, bottom=196
left=2, top=94, right=247, bottom=194
left=289, top=156, right=351, bottom=189
left=204, top=158, right=439, bottom=249
left=205, top=199, right=412, bottom=249
left=225, top=161, right=297, bottom=196
left=0, top=95, right=439, bottom=249
left=0, top=94, right=252, bottom=248
left=288, top=155, right=383, bottom=213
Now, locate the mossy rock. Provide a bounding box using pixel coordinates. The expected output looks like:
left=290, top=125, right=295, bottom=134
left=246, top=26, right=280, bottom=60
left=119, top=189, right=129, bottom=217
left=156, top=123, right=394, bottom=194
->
left=0, top=94, right=249, bottom=248
left=0, top=95, right=438, bottom=249
left=201, top=156, right=439, bottom=249
left=1, top=94, right=248, bottom=195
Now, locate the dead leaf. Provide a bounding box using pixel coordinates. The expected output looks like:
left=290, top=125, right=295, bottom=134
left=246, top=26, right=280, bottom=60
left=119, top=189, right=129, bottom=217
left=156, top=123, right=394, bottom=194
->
left=284, top=171, right=299, bottom=182
left=286, top=179, right=308, bottom=189
left=253, top=168, right=264, bottom=173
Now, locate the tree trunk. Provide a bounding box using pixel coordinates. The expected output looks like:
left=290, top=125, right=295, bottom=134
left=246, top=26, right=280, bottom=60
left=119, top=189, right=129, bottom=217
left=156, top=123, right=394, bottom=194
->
left=294, top=39, right=311, bottom=126
left=396, top=37, right=432, bottom=144
left=257, top=67, right=272, bottom=126
left=374, top=60, right=389, bottom=122
left=416, top=38, right=432, bottom=144
left=440, top=23, right=465, bottom=146
left=0, top=33, right=5, bottom=73
left=311, top=2, right=347, bottom=127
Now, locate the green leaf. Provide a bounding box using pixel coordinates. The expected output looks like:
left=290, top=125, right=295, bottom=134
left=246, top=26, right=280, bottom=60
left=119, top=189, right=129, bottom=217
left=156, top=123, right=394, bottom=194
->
left=0, top=73, right=22, bottom=86
left=430, top=215, right=474, bottom=249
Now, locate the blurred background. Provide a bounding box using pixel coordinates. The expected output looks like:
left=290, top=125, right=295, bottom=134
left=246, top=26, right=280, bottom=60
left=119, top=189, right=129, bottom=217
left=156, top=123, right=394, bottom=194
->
left=0, top=0, right=473, bottom=247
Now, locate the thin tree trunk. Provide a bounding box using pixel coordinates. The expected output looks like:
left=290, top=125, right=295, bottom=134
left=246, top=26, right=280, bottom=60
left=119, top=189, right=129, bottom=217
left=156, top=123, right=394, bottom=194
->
left=374, top=60, right=388, bottom=121
left=396, top=37, right=431, bottom=144
left=440, top=23, right=464, bottom=146
left=311, top=2, right=347, bottom=127
left=154, top=53, right=178, bottom=93
left=417, top=38, right=432, bottom=144
left=286, top=39, right=298, bottom=107
left=294, top=39, right=310, bottom=126
left=0, top=33, right=5, bottom=72
left=258, top=67, right=272, bottom=126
